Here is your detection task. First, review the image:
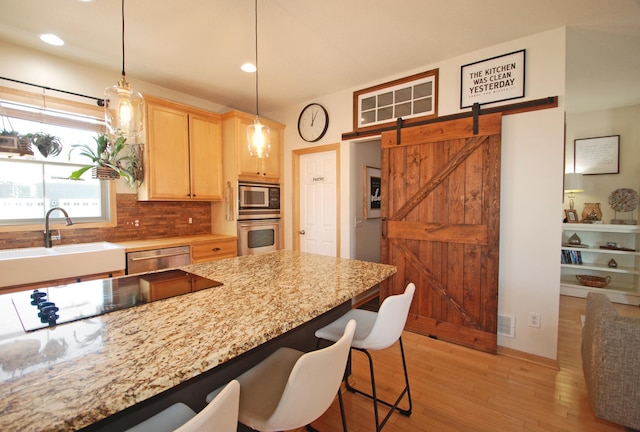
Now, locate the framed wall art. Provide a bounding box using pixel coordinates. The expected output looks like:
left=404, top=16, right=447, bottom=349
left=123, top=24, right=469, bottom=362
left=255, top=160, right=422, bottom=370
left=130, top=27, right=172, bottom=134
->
left=364, top=166, right=381, bottom=219
left=460, top=49, right=526, bottom=108
left=574, top=135, right=620, bottom=175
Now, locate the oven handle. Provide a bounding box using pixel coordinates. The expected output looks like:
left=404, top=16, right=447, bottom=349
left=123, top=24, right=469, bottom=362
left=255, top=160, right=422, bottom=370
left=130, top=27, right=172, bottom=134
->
left=238, top=219, right=281, bottom=227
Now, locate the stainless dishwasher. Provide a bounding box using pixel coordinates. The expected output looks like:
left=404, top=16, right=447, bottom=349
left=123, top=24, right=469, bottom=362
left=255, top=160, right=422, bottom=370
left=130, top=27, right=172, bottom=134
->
left=126, top=245, right=191, bottom=275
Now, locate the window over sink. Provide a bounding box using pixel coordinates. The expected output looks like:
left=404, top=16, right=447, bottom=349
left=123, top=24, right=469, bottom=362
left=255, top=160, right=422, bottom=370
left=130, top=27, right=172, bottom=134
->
left=0, top=86, right=113, bottom=227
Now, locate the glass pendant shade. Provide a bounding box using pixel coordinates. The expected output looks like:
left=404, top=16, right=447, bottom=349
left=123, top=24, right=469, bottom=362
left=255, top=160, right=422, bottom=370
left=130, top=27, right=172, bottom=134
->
left=105, top=76, right=144, bottom=139
left=246, top=0, right=269, bottom=159
left=247, top=117, right=271, bottom=158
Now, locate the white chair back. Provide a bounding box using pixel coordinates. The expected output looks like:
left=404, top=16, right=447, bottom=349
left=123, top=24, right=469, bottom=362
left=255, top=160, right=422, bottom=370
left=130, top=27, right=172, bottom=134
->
left=262, top=319, right=356, bottom=431
left=175, top=380, right=240, bottom=432
left=359, top=282, right=415, bottom=350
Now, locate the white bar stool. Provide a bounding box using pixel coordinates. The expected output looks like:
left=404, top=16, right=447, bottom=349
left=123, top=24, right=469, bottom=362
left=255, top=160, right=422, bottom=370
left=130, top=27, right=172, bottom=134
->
left=314, top=283, right=415, bottom=431
left=207, top=320, right=356, bottom=432
left=126, top=379, right=240, bottom=432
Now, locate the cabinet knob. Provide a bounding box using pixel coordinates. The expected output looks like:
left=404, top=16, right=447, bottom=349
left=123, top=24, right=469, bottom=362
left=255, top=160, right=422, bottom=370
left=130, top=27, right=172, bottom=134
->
left=300, top=230, right=306, bottom=235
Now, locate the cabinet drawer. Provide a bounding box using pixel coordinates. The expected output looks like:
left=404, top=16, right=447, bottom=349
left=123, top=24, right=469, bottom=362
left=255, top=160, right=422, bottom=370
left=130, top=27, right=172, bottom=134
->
left=191, top=239, right=237, bottom=263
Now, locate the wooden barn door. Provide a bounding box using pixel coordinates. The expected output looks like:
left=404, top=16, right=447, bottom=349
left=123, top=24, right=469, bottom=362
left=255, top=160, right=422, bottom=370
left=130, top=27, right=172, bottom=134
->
left=380, top=113, right=502, bottom=353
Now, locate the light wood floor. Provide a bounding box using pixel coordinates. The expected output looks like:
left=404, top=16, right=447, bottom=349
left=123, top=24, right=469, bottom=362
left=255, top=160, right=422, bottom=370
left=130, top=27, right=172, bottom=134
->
left=300, top=295, right=640, bottom=432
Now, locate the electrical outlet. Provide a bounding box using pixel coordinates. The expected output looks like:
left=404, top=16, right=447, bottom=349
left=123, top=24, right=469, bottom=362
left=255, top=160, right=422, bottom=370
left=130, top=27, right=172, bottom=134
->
left=188, top=217, right=193, bottom=224
left=528, top=312, right=541, bottom=328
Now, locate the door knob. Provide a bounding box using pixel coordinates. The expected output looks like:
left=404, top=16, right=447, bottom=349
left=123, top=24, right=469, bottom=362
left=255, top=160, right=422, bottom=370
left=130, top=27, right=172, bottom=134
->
left=299, top=230, right=306, bottom=235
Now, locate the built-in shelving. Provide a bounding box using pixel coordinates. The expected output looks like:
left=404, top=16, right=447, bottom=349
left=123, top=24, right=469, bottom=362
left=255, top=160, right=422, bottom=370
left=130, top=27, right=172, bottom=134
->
left=560, top=223, right=640, bottom=305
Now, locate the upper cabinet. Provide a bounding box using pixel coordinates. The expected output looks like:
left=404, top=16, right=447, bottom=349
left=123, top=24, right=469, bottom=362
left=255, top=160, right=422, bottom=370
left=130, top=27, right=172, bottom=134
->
left=138, top=96, right=223, bottom=201
left=222, top=110, right=284, bottom=183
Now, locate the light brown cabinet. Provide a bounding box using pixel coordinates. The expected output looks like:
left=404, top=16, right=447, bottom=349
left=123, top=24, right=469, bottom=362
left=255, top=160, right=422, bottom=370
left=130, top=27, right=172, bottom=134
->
left=191, top=238, right=237, bottom=263
left=222, top=110, right=284, bottom=182
left=138, top=96, right=223, bottom=201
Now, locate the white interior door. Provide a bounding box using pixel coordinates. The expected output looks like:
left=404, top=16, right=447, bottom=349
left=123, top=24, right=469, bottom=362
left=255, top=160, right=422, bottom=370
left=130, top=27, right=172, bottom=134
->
left=299, top=150, right=337, bottom=256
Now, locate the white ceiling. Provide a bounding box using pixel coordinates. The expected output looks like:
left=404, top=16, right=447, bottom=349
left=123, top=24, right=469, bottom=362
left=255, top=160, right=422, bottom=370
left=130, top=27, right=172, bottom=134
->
left=0, top=0, right=639, bottom=114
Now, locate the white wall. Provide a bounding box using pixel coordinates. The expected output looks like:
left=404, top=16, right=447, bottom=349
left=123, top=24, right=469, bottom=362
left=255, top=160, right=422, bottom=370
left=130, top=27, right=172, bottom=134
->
left=271, top=28, right=566, bottom=359
left=0, top=40, right=230, bottom=115
left=565, top=104, right=640, bottom=222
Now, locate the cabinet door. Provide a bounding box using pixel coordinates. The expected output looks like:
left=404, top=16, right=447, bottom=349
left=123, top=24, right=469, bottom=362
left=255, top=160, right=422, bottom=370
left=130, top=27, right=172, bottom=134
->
left=190, top=113, right=223, bottom=200
left=236, top=115, right=262, bottom=178
left=145, top=102, right=190, bottom=199
left=261, top=123, right=281, bottom=180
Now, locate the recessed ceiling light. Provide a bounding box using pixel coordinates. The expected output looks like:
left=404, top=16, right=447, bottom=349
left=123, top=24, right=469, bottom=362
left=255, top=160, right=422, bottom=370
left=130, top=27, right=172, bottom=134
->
left=40, top=34, right=64, bottom=46
left=241, top=63, right=257, bottom=73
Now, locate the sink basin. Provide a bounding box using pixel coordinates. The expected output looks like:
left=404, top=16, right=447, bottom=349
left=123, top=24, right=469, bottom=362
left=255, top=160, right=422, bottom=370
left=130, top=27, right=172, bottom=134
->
left=0, top=242, right=126, bottom=288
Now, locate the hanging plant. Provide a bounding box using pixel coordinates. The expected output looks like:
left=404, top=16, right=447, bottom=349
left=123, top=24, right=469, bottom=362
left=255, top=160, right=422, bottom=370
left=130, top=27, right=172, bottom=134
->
left=68, top=133, right=141, bottom=188
left=125, top=143, right=144, bottom=187
left=0, top=129, right=33, bottom=156
left=24, top=132, right=63, bottom=158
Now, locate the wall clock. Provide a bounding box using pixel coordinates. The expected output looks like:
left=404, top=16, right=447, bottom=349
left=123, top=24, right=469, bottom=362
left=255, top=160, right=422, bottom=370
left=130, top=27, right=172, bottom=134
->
left=297, top=103, right=329, bottom=142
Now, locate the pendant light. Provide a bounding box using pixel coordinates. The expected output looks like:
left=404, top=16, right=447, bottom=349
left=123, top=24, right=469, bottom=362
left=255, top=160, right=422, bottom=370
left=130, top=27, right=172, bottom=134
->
left=105, top=0, right=144, bottom=139
left=246, top=0, right=270, bottom=158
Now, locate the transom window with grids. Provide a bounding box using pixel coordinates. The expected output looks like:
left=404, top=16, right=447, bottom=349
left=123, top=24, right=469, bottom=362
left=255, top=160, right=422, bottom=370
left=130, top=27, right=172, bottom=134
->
left=353, top=69, right=438, bottom=131
left=0, top=86, right=112, bottom=227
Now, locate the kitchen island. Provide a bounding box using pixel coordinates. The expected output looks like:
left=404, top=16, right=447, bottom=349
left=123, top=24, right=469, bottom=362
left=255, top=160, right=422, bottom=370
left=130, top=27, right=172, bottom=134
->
left=0, top=251, right=396, bottom=432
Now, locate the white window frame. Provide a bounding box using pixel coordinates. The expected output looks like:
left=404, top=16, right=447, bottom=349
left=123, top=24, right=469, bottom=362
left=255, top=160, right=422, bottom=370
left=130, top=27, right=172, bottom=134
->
left=0, top=86, right=117, bottom=231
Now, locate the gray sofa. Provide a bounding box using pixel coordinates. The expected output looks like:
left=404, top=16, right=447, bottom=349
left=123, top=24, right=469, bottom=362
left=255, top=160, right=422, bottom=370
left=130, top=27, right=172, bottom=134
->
left=581, top=292, right=640, bottom=430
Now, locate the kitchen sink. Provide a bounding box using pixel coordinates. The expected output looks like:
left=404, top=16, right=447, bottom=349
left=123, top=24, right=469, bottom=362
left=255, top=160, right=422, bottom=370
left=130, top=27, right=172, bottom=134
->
left=0, top=242, right=126, bottom=288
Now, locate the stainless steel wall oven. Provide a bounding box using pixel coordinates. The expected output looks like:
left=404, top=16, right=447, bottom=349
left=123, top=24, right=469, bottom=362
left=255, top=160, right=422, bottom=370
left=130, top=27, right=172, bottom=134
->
left=237, top=181, right=281, bottom=255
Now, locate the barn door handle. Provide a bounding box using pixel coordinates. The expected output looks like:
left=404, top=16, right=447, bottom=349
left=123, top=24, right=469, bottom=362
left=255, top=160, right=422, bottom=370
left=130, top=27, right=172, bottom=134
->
left=381, top=218, right=387, bottom=239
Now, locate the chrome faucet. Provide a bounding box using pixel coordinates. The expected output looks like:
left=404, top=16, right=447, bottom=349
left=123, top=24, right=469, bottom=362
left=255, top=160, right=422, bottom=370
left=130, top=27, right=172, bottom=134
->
left=44, top=207, right=73, bottom=248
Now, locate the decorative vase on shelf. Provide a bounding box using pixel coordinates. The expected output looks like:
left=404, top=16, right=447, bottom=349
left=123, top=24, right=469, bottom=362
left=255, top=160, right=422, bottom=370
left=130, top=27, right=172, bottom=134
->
left=568, top=233, right=582, bottom=245
left=581, top=203, right=602, bottom=223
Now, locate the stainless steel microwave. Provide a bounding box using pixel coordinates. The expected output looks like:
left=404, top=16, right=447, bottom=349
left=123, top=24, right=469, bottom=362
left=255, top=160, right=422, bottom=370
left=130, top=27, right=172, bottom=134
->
left=238, top=181, right=280, bottom=219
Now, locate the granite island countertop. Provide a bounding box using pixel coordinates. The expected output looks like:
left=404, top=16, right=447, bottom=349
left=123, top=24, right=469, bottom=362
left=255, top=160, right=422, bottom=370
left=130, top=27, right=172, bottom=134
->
left=0, top=251, right=396, bottom=432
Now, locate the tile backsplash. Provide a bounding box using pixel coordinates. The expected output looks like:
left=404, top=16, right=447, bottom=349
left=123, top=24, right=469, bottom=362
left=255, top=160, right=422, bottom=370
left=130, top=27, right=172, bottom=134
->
left=0, top=194, right=212, bottom=250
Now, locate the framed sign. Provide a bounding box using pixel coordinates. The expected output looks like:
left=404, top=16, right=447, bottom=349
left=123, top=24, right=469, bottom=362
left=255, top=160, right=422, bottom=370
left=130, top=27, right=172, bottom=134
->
left=460, top=49, right=526, bottom=108
left=574, top=135, right=620, bottom=175
left=364, top=166, right=381, bottom=219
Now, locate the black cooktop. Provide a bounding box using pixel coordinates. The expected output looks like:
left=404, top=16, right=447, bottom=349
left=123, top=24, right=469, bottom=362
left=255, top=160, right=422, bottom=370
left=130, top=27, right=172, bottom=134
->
left=11, top=269, right=223, bottom=332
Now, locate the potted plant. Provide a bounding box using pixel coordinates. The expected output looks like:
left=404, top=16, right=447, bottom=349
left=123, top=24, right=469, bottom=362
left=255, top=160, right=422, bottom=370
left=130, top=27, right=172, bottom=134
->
left=68, top=133, right=141, bottom=187
left=24, top=132, right=63, bottom=158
